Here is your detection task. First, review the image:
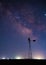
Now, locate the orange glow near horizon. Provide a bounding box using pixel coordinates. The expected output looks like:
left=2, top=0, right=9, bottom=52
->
left=33, top=53, right=44, bottom=59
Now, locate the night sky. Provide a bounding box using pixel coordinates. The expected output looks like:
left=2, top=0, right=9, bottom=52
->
left=0, top=0, right=46, bottom=59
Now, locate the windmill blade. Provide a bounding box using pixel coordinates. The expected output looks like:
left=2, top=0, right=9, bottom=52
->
left=33, top=40, right=36, bottom=42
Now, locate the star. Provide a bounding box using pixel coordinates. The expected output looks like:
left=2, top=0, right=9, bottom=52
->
left=44, top=13, right=46, bottom=16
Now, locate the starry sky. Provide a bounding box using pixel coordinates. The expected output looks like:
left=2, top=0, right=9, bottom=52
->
left=0, top=0, right=46, bottom=59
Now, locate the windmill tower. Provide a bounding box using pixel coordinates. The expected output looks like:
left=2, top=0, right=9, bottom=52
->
left=28, top=37, right=36, bottom=59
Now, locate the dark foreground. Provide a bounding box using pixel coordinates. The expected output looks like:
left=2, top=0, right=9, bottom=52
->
left=0, top=59, right=46, bottom=64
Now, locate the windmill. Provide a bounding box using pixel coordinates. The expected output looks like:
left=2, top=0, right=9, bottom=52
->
left=28, top=37, right=36, bottom=59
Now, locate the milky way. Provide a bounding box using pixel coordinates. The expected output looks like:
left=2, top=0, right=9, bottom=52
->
left=0, top=0, right=46, bottom=58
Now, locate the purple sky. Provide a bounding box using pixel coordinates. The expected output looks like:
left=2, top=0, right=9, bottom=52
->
left=0, top=0, right=46, bottom=59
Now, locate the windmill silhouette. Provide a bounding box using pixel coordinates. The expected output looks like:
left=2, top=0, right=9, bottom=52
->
left=28, top=37, right=36, bottom=59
